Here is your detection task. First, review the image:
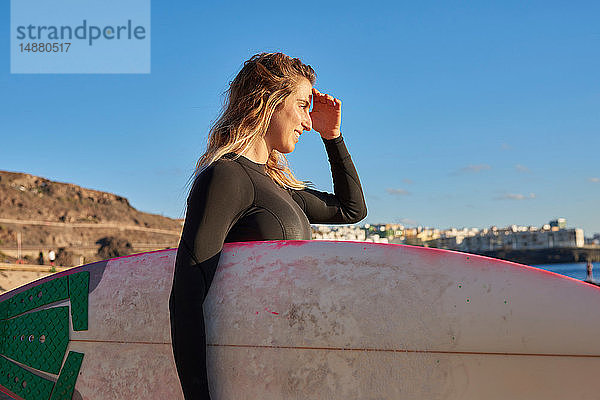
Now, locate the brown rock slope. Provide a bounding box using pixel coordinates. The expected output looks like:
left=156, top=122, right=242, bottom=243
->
left=0, top=170, right=182, bottom=265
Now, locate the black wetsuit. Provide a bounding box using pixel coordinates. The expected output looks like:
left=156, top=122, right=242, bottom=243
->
left=169, top=135, right=367, bottom=399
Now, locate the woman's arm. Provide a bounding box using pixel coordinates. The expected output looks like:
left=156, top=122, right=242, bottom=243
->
left=170, top=160, right=253, bottom=399
left=293, top=88, right=367, bottom=224
left=181, top=162, right=253, bottom=266
left=291, top=135, right=367, bottom=224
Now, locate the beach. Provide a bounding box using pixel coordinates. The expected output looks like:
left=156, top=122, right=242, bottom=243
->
left=0, top=264, right=62, bottom=294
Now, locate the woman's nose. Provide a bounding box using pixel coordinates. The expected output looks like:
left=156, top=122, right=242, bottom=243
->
left=302, top=112, right=312, bottom=131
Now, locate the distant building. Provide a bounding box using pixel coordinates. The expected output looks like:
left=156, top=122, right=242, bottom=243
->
left=586, top=234, right=600, bottom=246
left=310, top=218, right=590, bottom=250
left=549, top=218, right=567, bottom=229
left=457, top=220, right=584, bottom=253
left=433, top=227, right=479, bottom=249
left=311, top=225, right=366, bottom=241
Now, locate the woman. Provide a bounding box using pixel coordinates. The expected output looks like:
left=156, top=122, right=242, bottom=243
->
left=169, top=52, right=367, bottom=399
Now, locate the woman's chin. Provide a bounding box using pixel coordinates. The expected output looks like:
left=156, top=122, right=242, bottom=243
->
left=278, top=143, right=296, bottom=154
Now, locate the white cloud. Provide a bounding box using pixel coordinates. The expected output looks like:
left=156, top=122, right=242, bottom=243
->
left=402, top=178, right=414, bottom=185
left=589, top=177, right=600, bottom=183
left=386, top=188, right=410, bottom=196
left=451, top=164, right=491, bottom=175
left=515, top=164, right=530, bottom=173
left=494, top=193, right=536, bottom=200
left=501, top=143, right=512, bottom=151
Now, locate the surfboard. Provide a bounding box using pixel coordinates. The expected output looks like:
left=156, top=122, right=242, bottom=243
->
left=1, top=240, right=600, bottom=400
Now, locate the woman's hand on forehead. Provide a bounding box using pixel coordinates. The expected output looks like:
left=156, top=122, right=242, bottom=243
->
left=310, top=88, right=341, bottom=140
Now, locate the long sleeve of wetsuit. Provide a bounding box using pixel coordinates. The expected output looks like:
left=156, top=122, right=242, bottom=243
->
left=291, top=135, right=367, bottom=224
left=169, top=160, right=253, bottom=400
left=178, top=160, right=254, bottom=272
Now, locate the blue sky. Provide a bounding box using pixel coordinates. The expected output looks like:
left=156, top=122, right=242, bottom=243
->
left=1, top=1, right=599, bottom=234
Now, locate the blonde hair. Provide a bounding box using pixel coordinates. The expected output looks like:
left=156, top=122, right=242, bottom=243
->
left=194, top=52, right=316, bottom=189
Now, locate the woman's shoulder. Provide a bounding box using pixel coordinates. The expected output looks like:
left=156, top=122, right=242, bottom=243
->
left=187, top=158, right=254, bottom=206
left=191, top=158, right=252, bottom=192
left=193, top=157, right=250, bottom=186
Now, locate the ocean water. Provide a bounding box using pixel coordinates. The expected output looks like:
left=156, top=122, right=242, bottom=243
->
left=531, top=262, right=600, bottom=282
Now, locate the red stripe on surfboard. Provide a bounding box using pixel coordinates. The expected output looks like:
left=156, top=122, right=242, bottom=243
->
left=0, top=385, right=24, bottom=400
left=206, top=343, right=600, bottom=358
left=68, top=339, right=600, bottom=357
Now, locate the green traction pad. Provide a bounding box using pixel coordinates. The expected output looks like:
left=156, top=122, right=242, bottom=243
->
left=0, top=355, right=54, bottom=400
left=49, top=352, right=84, bottom=400
left=0, top=307, right=70, bottom=375
left=0, top=278, right=69, bottom=321
left=0, top=271, right=89, bottom=399
left=0, top=351, right=85, bottom=400
left=0, top=271, right=90, bottom=326
left=68, top=272, right=89, bottom=331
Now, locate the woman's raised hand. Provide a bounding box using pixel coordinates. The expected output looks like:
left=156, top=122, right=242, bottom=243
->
left=310, top=88, right=341, bottom=140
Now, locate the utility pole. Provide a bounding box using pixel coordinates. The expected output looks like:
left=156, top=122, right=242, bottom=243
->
left=17, top=231, right=22, bottom=263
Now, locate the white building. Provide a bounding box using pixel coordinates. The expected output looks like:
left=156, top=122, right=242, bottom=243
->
left=311, top=225, right=366, bottom=241
left=459, top=226, right=584, bottom=252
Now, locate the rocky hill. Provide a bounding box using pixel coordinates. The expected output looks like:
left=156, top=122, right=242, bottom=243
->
left=0, top=170, right=183, bottom=265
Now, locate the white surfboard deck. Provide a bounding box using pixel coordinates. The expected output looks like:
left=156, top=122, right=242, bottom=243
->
left=1, top=240, right=600, bottom=399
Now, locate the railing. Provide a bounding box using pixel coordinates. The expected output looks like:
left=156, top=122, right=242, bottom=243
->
left=0, top=218, right=181, bottom=236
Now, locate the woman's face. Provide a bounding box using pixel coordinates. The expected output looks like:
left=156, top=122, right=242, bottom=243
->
left=265, top=78, right=313, bottom=154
